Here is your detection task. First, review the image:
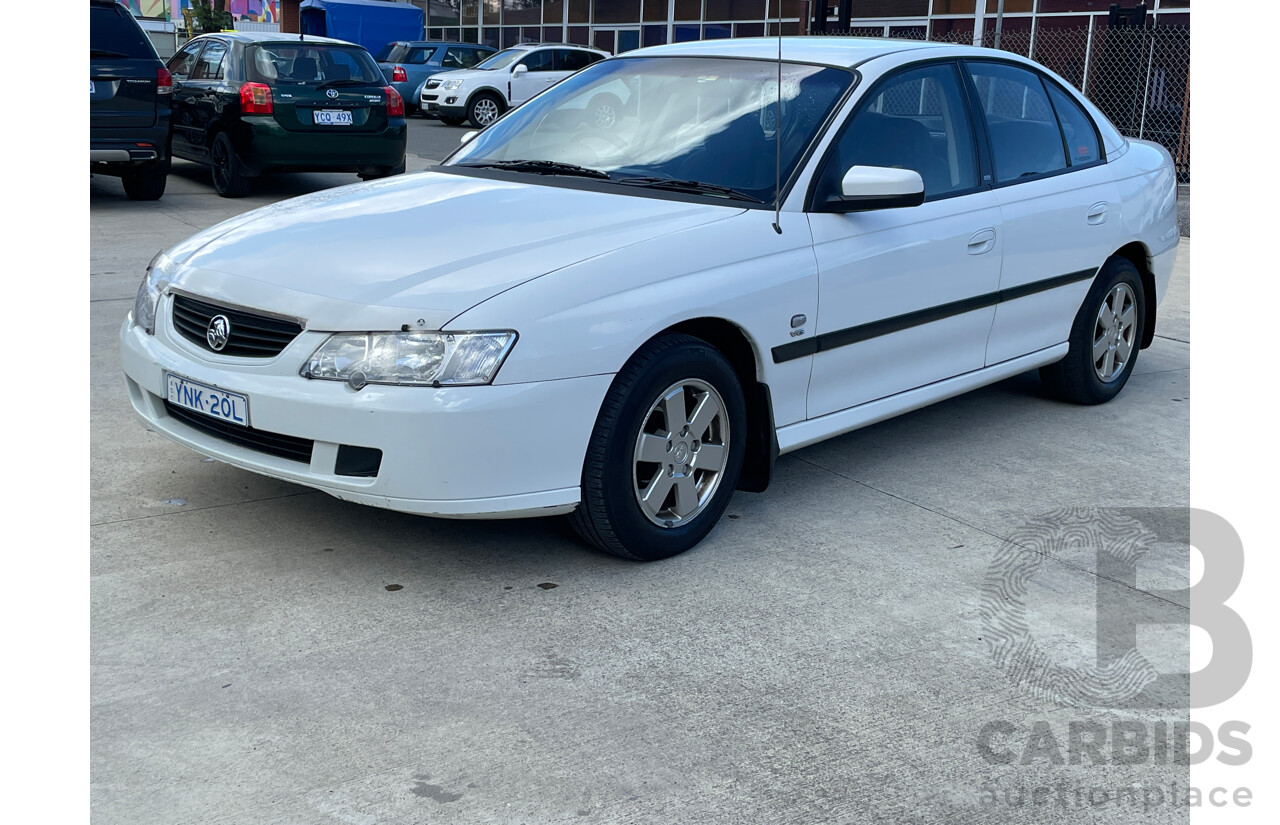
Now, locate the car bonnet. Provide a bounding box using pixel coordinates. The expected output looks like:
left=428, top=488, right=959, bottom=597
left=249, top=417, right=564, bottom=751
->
left=161, top=171, right=744, bottom=331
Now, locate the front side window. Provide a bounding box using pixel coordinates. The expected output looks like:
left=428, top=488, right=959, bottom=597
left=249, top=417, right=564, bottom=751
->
left=967, top=61, right=1067, bottom=183
left=167, top=41, right=203, bottom=81
left=191, top=41, right=227, bottom=81
left=448, top=56, right=854, bottom=206
left=520, top=50, right=555, bottom=72
left=818, top=62, right=979, bottom=204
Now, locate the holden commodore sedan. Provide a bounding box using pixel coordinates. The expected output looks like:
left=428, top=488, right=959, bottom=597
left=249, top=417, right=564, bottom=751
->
left=120, top=37, right=1179, bottom=561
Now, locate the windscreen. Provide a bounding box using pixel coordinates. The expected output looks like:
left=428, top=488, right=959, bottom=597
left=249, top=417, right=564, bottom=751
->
left=474, top=48, right=528, bottom=71
left=448, top=56, right=855, bottom=206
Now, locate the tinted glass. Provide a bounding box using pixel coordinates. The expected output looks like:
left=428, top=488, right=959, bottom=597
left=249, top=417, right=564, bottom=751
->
left=967, top=62, right=1067, bottom=183
left=1046, top=83, right=1101, bottom=166
left=247, top=44, right=384, bottom=84
left=406, top=47, right=431, bottom=65
left=168, top=41, right=203, bottom=80
left=823, top=63, right=979, bottom=200
left=375, top=43, right=399, bottom=61
left=557, top=49, right=595, bottom=72
left=476, top=47, right=526, bottom=70
left=521, top=50, right=555, bottom=72
left=90, top=5, right=157, bottom=59
left=192, top=41, right=227, bottom=81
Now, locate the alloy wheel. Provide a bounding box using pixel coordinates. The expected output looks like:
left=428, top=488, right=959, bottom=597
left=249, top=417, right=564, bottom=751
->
left=632, top=379, right=730, bottom=527
left=1092, top=283, right=1137, bottom=382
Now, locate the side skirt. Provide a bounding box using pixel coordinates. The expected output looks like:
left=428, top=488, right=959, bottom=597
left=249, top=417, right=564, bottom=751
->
left=775, top=343, right=1069, bottom=454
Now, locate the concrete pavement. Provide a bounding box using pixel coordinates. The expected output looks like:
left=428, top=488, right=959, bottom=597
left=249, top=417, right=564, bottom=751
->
left=91, top=160, right=1192, bottom=824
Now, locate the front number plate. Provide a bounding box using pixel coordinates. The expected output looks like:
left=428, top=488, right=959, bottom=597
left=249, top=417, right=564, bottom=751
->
left=313, top=109, right=353, bottom=125
left=166, top=373, right=249, bottom=427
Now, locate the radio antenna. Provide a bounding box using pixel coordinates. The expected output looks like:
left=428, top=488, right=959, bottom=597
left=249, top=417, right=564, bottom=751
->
left=771, top=3, right=783, bottom=234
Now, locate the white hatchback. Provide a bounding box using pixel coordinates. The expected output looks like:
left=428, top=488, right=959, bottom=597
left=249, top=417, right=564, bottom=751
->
left=121, top=37, right=1179, bottom=560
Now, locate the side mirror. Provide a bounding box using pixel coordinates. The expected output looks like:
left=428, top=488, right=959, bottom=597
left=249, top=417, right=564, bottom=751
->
left=824, top=166, right=925, bottom=212
left=512, top=63, right=528, bottom=77
left=460, top=130, right=478, bottom=145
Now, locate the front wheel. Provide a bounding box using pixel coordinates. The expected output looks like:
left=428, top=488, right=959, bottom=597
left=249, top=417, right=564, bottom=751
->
left=570, top=334, right=747, bottom=561
left=466, top=92, right=504, bottom=129
left=1039, top=256, right=1146, bottom=404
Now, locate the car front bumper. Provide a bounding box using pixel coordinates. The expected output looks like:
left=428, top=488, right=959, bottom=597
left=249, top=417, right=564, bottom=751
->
left=119, top=313, right=610, bottom=519
left=420, top=91, right=466, bottom=119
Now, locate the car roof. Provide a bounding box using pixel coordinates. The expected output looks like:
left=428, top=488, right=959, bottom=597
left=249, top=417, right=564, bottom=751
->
left=198, top=31, right=353, bottom=46
left=630, top=36, right=978, bottom=69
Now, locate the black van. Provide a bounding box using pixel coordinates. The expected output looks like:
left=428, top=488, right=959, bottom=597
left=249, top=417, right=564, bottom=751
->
left=90, top=0, right=172, bottom=200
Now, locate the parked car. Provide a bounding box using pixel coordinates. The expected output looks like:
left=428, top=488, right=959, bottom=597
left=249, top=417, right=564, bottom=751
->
left=121, top=37, right=1179, bottom=560
left=374, top=40, right=497, bottom=116
left=420, top=42, right=608, bottom=127
left=90, top=0, right=172, bottom=200
left=165, top=31, right=408, bottom=197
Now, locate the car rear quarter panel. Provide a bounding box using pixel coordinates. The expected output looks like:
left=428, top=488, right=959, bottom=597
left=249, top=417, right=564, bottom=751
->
left=1111, top=139, right=1180, bottom=305
left=448, top=208, right=819, bottom=429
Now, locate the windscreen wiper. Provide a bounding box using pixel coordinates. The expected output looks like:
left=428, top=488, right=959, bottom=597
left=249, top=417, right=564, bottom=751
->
left=459, top=160, right=611, bottom=180
left=614, top=176, right=764, bottom=204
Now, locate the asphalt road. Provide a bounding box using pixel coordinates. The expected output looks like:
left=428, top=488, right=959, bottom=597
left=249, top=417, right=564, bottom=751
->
left=407, top=111, right=475, bottom=161
left=90, top=135, right=1193, bottom=824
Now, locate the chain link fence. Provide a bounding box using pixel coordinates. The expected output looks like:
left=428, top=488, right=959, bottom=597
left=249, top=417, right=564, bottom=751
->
left=816, top=23, right=1190, bottom=183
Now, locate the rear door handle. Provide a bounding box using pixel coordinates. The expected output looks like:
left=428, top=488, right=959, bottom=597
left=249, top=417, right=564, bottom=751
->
left=967, top=228, right=996, bottom=255
left=1087, top=202, right=1109, bottom=225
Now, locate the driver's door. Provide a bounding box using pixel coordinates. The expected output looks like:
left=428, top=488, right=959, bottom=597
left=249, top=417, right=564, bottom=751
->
left=804, top=61, right=1003, bottom=418
left=509, top=50, right=557, bottom=105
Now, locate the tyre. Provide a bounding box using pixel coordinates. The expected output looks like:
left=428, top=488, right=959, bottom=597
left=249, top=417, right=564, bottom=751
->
left=466, top=92, right=503, bottom=129
left=358, top=158, right=407, bottom=181
left=587, top=93, right=622, bottom=129
left=439, top=115, right=466, bottom=127
left=121, top=159, right=168, bottom=201
left=1039, top=256, right=1146, bottom=404
left=210, top=131, right=250, bottom=198
left=570, top=334, right=747, bottom=561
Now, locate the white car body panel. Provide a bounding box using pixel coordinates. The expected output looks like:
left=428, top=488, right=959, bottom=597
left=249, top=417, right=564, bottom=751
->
left=120, top=37, right=1180, bottom=522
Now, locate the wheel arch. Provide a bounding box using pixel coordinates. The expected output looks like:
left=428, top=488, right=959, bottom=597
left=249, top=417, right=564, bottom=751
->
left=1111, top=241, right=1158, bottom=349
left=465, top=86, right=507, bottom=111
left=655, top=317, right=777, bottom=494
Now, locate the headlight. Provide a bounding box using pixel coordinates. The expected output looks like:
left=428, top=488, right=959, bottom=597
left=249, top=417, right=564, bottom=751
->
left=302, top=331, right=517, bottom=388
left=133, top=249, right=174, bottom=335
left=441, top=79, right=464, bottom=91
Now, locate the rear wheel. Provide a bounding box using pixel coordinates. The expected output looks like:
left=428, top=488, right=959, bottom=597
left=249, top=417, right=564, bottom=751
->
left=210, top=132, right=250, bottom=198
left=467, top=92, right=503, bottom=128
left=121, top=159, right=168, bottom=201
left=570, top=334, right=746, bottom=561
left=1039, top=256, right=1146, bottom=404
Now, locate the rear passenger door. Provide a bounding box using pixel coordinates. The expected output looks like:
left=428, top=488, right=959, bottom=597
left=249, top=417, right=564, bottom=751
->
left=804, top=61, right=1004, bottom=417
left=184, top=39, right=229, bottom=159
left=963, top=60, right=1122, bottom=365
left=167, top=39, right=205, bottom=157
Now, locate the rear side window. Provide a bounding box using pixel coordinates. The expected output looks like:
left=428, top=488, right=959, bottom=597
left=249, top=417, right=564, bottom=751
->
left=90, top=5, right=157, bottom=60
left=192, top=41, right=228, bottom=81
left=556, top=49, right=595, bottom=72
left=967, top=61, right=1067, bottom=183
left=1045, top=82, right=1102, bottom=166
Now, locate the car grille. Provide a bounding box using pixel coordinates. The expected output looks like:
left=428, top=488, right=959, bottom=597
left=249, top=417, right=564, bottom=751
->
left=423, top=94, right=438, bottom=102
left=171, top=294, right=302, bottom=357
left=425, top=78, right=442, bottom=90
left=164, top=400, right=314, bottom=464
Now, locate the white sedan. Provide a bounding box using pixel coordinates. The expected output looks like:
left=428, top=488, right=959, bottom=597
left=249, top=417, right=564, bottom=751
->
left=120, top=37, right=1179, bottom=561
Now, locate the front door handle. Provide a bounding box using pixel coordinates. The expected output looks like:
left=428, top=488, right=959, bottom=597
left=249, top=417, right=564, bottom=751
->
left=967, top=228, right=996, bottom=255
left=1087, top=202, right=1109, bottom=225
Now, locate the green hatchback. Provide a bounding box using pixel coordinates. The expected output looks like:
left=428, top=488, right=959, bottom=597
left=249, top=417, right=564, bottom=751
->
left=166, top=32, right=407, bottom=197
